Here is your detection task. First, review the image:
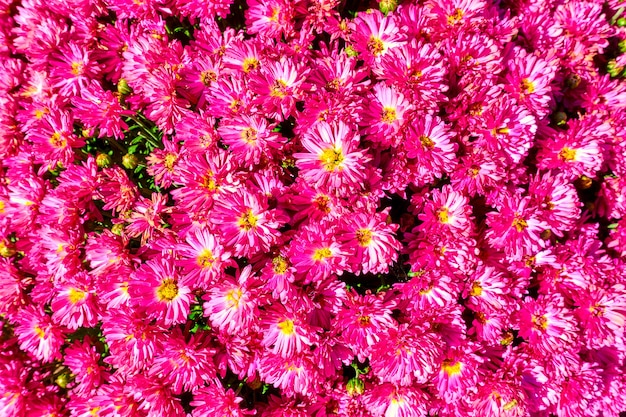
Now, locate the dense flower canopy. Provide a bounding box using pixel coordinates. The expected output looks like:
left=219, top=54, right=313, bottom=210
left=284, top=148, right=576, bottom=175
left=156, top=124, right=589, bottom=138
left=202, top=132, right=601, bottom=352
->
left=1, top=0, right=626, bottom=416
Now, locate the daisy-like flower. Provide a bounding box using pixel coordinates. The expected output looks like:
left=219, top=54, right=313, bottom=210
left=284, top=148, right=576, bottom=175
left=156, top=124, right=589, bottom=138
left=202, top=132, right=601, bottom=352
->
left=517, top=294, right=578, bottom=353
left=361, top=83, right=412, bottom=146
left=149, top=328, right=216, bottom=394
left=14, top=306, right=67, bottom=363
left=211, top=189, right=287, bottom=258
left=294, top=120, right=370, bottom=191
left=50, top=272, right=100, bottom=330
left=63, top=337, right=106, bottom=396
left=203, top=265, right=257, bottom=335
left=417, top=185, right=473, bottom=237
left=257, top=352, right=319, bottom=397
left=528, top=171, right=581, bottom=236
left=129, top=257, right=193, bottom=326
left=338, top=209, right=401, bottom=275
left=178, top=227, right=231, bottom=288
left=245, top=0, right=295, bottom=40
left=574, top=284, right=626, bottom=349
left=404, top=113, right=457, bottom=180
left=463, top=265, right=510, bottom=311
left=352, top=9, right=407, bottom=66
left=49, top=42, right=100, bottom=96
left=125, top=192, right=173, bottom=244
left=486, top=191, right=548, bottom=261
left=363, top=384, right=429, bottom=417
left=146, top=138, right=181, bottom=189
left=191, top=384, right=255, bottom=417
left=72, top=80, right=133, bottom=139
left=434, top=344, right=484, bottom=402
left=261, top=303, right=315, bottom=358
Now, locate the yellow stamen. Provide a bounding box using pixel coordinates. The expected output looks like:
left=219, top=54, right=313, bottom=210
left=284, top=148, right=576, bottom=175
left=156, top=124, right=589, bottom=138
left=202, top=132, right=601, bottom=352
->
left=531, top=314, right=548, bottom=331
left=164, top=153, right=177, bottom=171
left=512, top=216, right=528, bottom=232
left=68, top=288, right=86, bottom=304
left=420, top=135, right=434, bottom=149
left=277, top=319, right=294, bottom=335
left=559, top=147, right=577, bottom=161
left=520, top=78, right=535, bottom=94
left=442, top=359, right=462, bottom=376
left=49, top=132, right=67, bottom=148
left=241, top=127, right=257, bottom=144
left=312, top=247, right=332, bottom=261
left=437, top=207, right=450, bottom=224
left=272, top=256, right=289, bottom=274
left=367, top=36, right=385, bottom=56
left=225, top=288, right=242, bottom=308
left=470, top=281, right=483, bottom=297
left=196, top=248, right=215, bottom=268
left=381, top=107, right=397, bottom=124
left=156, top=278, right=179, bottom=302
left=34, top=325, right=46, bottom=339
left=242, top=57, right=259, bottom=73
left=238, top=209, right=258, bottom=230
left=355, top=228, right=373, bottom=247
left=319, top=147, right=345, bottom=172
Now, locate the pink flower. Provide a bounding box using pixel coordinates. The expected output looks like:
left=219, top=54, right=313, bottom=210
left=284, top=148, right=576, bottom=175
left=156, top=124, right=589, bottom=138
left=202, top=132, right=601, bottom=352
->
left=49, top=42, right=100, bottom=96
left=50, top=272, right=100, bottom=330
left=517, top=294, right=578, bottom=353
left=178, top=227, right=232, bottom=288
left=261, top=303, right=315, bottom=358
left=72, top=81, right=133, bottom=139
left=14, top=306, right=67, bottom=363
left=352, top=9, right=407, bottom=66
left=294, top=120, right=371, bottom=191
left=63, top=337, right=106, bottom=395
left=191, top=384, right=254, bottom=417
left=361, top=83, right=412, bottom=146
left=129, top=257, right=193, bottom=326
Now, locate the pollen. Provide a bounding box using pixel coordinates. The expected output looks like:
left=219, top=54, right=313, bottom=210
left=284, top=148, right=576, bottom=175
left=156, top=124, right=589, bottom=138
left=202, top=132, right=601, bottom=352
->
left=270, top=79, right=288, bottom=98
left=156, top=278, right=179, bottom=302
left=200, top=70, right=217, bottom=86
left=419, top=135, right=434, bottom=149
left=196, top=248, right=215, bottom=268
left=470, top=281, right=483, bottom=297
left=381, top=107, right=397, bottom=124
left=201, top=171, right=218, bottom=192
left=559, top=147, right=577, bottom=162
left=71, top=61, right=84, bottom=76
left=442, top=359, right=462, bottom=376
left=503, top=399, right=518, bottom=411
left=241, top=127, right=257, bottom=145
left=164, top=153, right=177, bottom=171
left=367, top=36, right=385, bottom=56
left=437, top=207, right=450, bottom=224
left=520, top=78, right=535, bottom=94
left=242, top=57, right=259, bottom=73
left=49, top=132, right=67, bottom=148
left=272, top=255, right=289, bottom=274
left=447, top=8, right=464, bottom=25
left=313, top=247, right=332, bottom=261
left=225, top=288, right=243, bottom=308
left=34, top=325, right=46, bottom=339
left=357, top=315, right=371, bottom=327
left=319, top=147, right=345, bottom=172
left=531, top=314, right=549, bottom=331
left=277, top=319, right=295, bottom=335
left=238, top=209, right=259, bottom=230
left=355, top=228, right=373, bottom=247
left=512, top=216, right=528, bottom=232
left=313, top=194, right=331, bottom=214
left=68, top=288, right=86, bottom=304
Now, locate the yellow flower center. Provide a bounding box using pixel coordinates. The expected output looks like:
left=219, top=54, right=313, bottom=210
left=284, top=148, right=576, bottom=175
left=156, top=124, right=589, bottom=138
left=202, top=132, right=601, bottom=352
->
left=470, top=281, right=483, bottom=297
left=200, top=70, right=216, bottom=86
left=196, top=248, right=215, bottom=268
left=241, top=127, right=257, bottom=144
left=512, top=216, right=528, bottom=232
left=277, top=319, right=295, bottom=335
left=559, top=147, right=577, bottom=161
left=272, top=256, right=289, bottom=274
left=520, top=78, right=535, bottom=94
left=156, top=278, right=179, bottom=302
left=34, top=325, right=46, bottom=339
left=238, top=209, right=258, bottom=230
left=420, top=135, right=434, bottom=149
left=313, top=194, right=331, bottom=214
left=68, top=288, right=86, bottom=304
left=319, top=147, right=345, bottom=172
left=164, top=153, right=177, bottom=171
left=225, top=288, right=243, bottom=308
left=242, top=57, right=259, bottom=73
left=357, top=315, right=371, bottom=327
left=355, top=228, right=373, bottom=246
left=367, top=36, right=385, bottom=56
left=442, top=359, right=462, bottom=376
left=71, top=62, right=84, bottom=76
left=49, top=132, right=67, bottom=148
left=437, top=207, right=450, bottom=224
left=447, top=8, right=464, bottom=25
left=270, top=79, right=287, bottom=98
left=531, top=314, right=548, bottom=331
left=312, top=247, right=332, bottom=261
left=381, top=107, right=397, bottom=124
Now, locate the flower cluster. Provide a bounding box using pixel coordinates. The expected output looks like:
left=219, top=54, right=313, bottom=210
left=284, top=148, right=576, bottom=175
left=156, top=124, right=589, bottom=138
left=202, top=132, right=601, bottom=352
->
left=1, top=0, right=626, bottom=416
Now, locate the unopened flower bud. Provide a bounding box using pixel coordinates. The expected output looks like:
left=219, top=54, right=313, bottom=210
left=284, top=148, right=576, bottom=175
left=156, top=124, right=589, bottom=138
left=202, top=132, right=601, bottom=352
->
left=55, top=373, right=71, bottom=389
left=379, top=0, right=398, bottom=14
left=111, top=223, right=124, bottom=235
left=246, top=374, right=263, bottom=390
left=576, top=175, right=593, bottom=190
left=552, top=111, right=567, bottom=126
left=96, top=153, right=112, bottom=168
left=617, top=17, right=626, bottom=27
left=0, top=240, right=15, bottom=257
left=565, top=74, right=581, bottom=89
left=117, top=78, right=132, bottom=96
left=346, top=377, right=365, bottom=396
left=122, top=153, right=139, bottom=170
left=540, top=229, right=552, bottom=240
left=607, top=60, right=624, bottom=78
left=619, top=40, right=626, bottom=53
left=500, top=331, right=514, bottom=346
left=345, top=45, right=358, bottom=57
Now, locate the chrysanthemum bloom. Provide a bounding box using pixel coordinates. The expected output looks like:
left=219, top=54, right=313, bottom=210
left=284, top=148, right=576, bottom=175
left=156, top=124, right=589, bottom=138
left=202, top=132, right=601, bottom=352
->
left=363, top=383, right=429, bottom=417
left=257, top=351, right=319, bottom=397
left=294, top=121, right=370, bottom=191
left=517, top=294, right=578, bottom=353
left=250, top=56, right=309, bottom=120
left=338, top=209, right=400, bottom=275
left=190, top=384, right=255, bottom=417
left=261, top=303, right=315, bottom=358
left=289, top=221, right=348, bottom=283
left=336, top=291, right=396, bottom=361
left=404, top=114, right=457, bottom=181
left=96, top=166, right=139, bottom=216
left=434, top=344, right=484, bottom=402
left=463, top=265, right=510, bottom=311
left=306, top=45, right=370, bottom=97
left=174, top=112, right=219, bottom=153
left=3, top=173, right=45, bottom=232
left=49, top=42, right=100, bottom=96
left=177, top=227, right=231, bottom=288
left=14, top=306, right=66, bottom=363
left=146, top=138, right=181, bottom=189
left=284, top=180, right=338, bottom=224
left=553, top=0, right=612, bottom=54
left=417, top=185, right=473, bottom=237
left=0, top=258, right=30, bottom=317
left=129, top=257, right=193, bottom=326
left=149, top=329, right=217, bottom=394
left=370, top=323, right=443, bottom=386
left=245, top=0, right=295, bottom=40
left=504, top=47, right=557, bottom=117
left=203, top=265, right=257, bottom=335
left=50, top=272, right=99, bottom=329
left=486, top=191, right=548, bottom=261
left=211, top=189, right=287, bottom=258
left=361, top=83, right=412, bottom=147
left=352, top=9, right=407, bottom=67
left=72, top=80, right=133, bottom=139
left=142, top=66, right=192, bottom=133
left=207, top=75, right=253, bottom=118
left=101, top=309, right=162, bottom=372
left=63, top=337, right=106, bottom=396
left=218, top=112, right=284, bottom=166
left=468, top=376, right=529, bottom=417
left=528, top=171, right=581, bottom=236
left=536, top=115, right=610, bottom=181
left=125, top=192, right=173, bottom=244
left=574, top=284, right=626, bottom=349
